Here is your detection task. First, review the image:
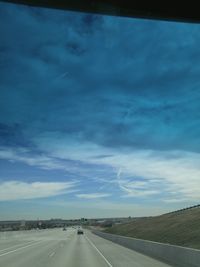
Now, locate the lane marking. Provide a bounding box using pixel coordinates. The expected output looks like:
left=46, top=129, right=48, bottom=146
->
left=85, top=235, right=113, bottom=267
left=0, top=240, right=35, bottom=253
left=0, top=240, right=46, bottom=257
left=48, top=251, right=56, bottom=258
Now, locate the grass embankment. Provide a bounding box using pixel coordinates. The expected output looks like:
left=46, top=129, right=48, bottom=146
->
left=105, top=207, right=200, bottom=249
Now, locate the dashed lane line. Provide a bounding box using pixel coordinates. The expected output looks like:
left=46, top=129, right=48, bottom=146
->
left=48, top=251, right=56, bottom=258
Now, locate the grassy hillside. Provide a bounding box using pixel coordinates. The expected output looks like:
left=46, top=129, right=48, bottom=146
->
left=105, top=207, right=200, bottom=249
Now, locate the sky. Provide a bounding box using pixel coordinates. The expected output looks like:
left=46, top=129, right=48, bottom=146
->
left=0, top=2, right=200, bottom=220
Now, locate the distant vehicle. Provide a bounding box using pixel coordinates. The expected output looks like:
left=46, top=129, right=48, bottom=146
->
left=63, top=227, right=66, bottom=231
left=77, top=229, right=83, bottom=235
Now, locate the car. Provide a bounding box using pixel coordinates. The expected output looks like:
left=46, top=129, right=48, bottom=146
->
left=77, top=229, right=84, bottom=235
left=63, top=227, right=66, bottom=231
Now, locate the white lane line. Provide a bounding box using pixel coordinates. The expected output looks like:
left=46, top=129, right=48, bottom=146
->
left=85, top=235, right=113, bottom=267
left=0, top=240, right=35, bottom=253
left=0, top=240, right=46, bottom=257
left=48, top=251, right=56, bottom=258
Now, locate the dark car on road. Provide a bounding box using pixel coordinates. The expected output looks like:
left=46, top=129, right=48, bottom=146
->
left=77, top=229, right=84, bottom=235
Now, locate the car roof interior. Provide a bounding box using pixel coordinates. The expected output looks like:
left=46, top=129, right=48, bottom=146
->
left=1, top=0, right=200, bottom=23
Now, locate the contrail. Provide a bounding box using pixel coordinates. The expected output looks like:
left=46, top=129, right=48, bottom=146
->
left=54, top=71, right=69, bottom=82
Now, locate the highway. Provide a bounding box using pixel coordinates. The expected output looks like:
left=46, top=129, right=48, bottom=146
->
left=0, top=228, right=173, bottom=267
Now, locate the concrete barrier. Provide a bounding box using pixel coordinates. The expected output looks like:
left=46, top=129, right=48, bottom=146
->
left=92, top=230, right=200, bottom=267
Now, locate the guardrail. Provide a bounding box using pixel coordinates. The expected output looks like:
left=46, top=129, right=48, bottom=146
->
left=165, top=204, right=200, bottom=215
left=92, top=230, right=200, bottom=267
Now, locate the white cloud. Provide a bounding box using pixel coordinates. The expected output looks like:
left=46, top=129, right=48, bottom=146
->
left=0, top=181, right=77, bottom=201
left=50, top=142, right=200, bottom=202
left=104, top=150, right=200, bottom=202
left=119, top=185, right=160, bottom=198
left=1, top=142, right=200, bottom=204
left=116, top=168, right=160, bottom=197
left=0, top=147, right=63, bottom=170
left=76, top=193, right=111, bottom=199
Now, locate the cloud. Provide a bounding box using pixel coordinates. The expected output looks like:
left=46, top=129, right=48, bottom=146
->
left=105, top=150, right=200, bottom=202
left=0, top=181, right=77, bottom=201
left=76, top=193, right=111, bottom=199
left=119, top=182, right=160, bottom=198
left=0, top=146, right=65, bottom=170
left=1, top=141, right=200, bottom=204
left=1, top=2, right=200, bottom=216
left=46, top=140, right=200, bottom=203
left=0, top=146, right=113, bottom=188
left=1, top=3, right=200, bottom=154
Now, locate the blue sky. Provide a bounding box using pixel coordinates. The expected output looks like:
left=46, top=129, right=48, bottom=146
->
left=0, top=2, right=200, bottom=220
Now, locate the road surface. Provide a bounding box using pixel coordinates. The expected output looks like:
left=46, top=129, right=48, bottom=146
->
left=0, top=228, right=173, bottom=267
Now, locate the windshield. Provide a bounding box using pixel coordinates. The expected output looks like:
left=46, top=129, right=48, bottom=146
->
left=0, top=2, right=200, bottom=267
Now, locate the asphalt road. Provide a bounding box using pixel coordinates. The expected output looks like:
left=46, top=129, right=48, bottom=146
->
left=0, top=228, right=173, bottom=267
